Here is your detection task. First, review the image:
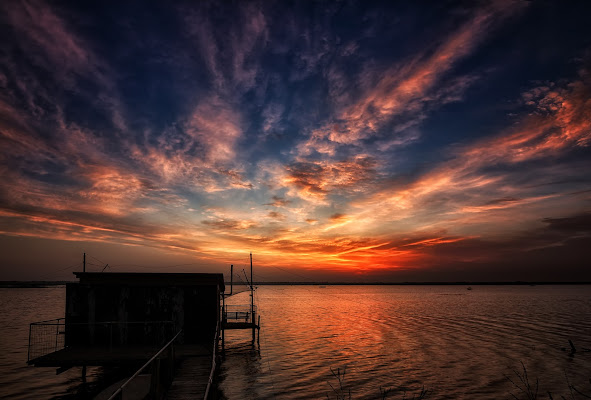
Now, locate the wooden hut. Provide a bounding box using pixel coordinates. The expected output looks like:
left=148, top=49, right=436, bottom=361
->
left=66, top=272, right=225, bottom=346
left=28, top=272, right=225, bottom=369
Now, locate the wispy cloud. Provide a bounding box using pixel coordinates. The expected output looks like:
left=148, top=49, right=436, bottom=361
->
left=183, top=2, right=268, bottom=94
left=283, top=155, right=377, bottom=201
left=264, top=196, right=292, bottom=208
left=1, top=0, right=126, bottom=130
left=351, top=70, right=591, bottom=239
left=298, top=2, right=525, bottom=156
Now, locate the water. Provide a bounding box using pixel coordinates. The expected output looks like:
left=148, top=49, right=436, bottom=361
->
left=219, top=285, right=591, bottom=399
left=1, top=285, right=590, bottom=399
left=0, top=287, right=107, bottom=400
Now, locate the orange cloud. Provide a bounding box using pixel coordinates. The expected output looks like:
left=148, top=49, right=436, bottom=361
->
left=186, top=97, right=243, bottom=163
left=268, top=211, right=286, bottom=221
left=351, top=71, right=591, bottom=239
left=283, top=155, right=377, bottom=201
left=264, top=196, right=292, bottom=207
left=299, top=1, right=525, bottom=155
left=202, top=219, right=259, bottom=231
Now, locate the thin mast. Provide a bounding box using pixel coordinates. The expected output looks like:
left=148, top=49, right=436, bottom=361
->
left=250, top=252, right=255, bottom=342
left=230, top=264, right=233, bottom=295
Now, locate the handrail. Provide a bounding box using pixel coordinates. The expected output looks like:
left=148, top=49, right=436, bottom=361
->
left=106, top=329, right=183, bottom=400
left=29, top=317, right=65, bottom=325
left=28, top=319, right=176, bottom=362
left=203, top=323, right=220, bottom=400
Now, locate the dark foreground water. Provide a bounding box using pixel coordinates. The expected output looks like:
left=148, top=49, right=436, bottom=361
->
left=1, top=285, right=590, bottom=399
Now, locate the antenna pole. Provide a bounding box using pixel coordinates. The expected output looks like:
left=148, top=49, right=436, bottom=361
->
left=230, top=265, right=233, bottom=295
left=250, top=252, right=255, bottom=342
left=83, top=253, right=86, bottom=273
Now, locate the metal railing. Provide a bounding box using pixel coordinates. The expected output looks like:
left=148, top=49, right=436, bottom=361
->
left=107, top=329, right=183, bottom=400
left=204, top=323, right=220, bottom=399
left=28, top=318, right=66, bottom=362
left=223, top=304, right=256, bottom=322
left=106, top=324, right=220, bottom=400
left=28, top=319, right=175, bottom=362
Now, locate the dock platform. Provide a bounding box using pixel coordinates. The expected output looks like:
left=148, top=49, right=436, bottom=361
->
left=165, top=353, right=212, bottom=399
left=28, top=345, right=162, bottom=367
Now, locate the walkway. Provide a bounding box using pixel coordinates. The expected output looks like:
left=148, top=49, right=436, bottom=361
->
left=165, top=345, right=213, bottom=400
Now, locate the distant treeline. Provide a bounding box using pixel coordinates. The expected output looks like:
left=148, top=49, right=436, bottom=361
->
left=238, top=281, right=591, bottom=286
left=0, top=281, right=73, bottom=288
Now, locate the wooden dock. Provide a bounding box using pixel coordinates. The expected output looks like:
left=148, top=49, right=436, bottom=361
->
left=165, top=355, right=212, bottom=399
left=28, top=345, right=162, bottom=367
left=222, top=321, right=259, bottom=330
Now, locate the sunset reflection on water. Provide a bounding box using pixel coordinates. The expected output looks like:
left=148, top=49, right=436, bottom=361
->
left=0, top=285, right=590, bottom=399
left=220, top=285, right=591, bottom=400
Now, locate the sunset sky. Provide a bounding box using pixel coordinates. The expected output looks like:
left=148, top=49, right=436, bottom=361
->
left=1, top=1, right=590, bottom=282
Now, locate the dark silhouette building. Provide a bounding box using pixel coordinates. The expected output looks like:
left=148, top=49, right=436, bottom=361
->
left=66, top=272, right=225, bottom=346
left=28, top=272, right=225, bottom=370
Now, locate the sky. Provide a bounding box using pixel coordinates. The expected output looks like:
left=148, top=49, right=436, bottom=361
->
left=1, top=0, right=590, bottom=282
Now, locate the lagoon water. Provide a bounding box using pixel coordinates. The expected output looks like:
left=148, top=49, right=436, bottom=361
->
left=1, top=285, right=590, bottom=399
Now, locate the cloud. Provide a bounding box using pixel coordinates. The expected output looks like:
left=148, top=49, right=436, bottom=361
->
left=264, top=196, right=292, bottom=207
left=485, top=197, right=522, bottom=205
left=183, top=2, right=268, bottom=94
left=1, top=1, right=590, bottom=281
left=350, top=68, right=591, bottom=234
left=457, top=68, right=591, bottom=167
left=298, top=2, right=525, bottom=156
left=3, top=1, right=100, bottom=81
left=329, top=213, right=347, bottom=222
left=268, top=211, right=286, bottom=221
left=542, top=213, right=591, bottom=233
left=283, top=155, right=377, bottom=201
left=129, top=96, right=250, bottom=192
left=185, top=97, right=243, bottom=163
left=202, top=219, right=259, bottom=231
left=1, top=0, right=126, bottom=131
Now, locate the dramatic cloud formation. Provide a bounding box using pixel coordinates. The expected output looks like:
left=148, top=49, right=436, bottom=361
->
left=0, top=1, right=590, bottom=281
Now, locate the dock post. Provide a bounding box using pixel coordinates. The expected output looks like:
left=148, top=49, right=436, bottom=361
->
left=250, top=253, right=254, bottom=343
left=81, top=365, right=87, bottom=383
left=257, top=315, right=261, bottom=346
left=252, top=310, right=256, bottom=343
left=151, top=357, right=161, bottom=397
left=221, top=292, right=225, bottom=351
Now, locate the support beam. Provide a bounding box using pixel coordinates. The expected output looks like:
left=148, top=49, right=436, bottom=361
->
left=56, top=366, right=72, bottom=375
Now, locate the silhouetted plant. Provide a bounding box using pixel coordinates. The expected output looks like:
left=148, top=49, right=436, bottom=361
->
left=326, top=367, right=429, bottom=399
left=326, top=366, right=351, bottom=400
left=401, top=386, right=429, bottom=400
left=547, top=372, right=591, bottom=400
left=506, top=361, right=539, bottom=400
left=507, top=361, right=591, bottom=400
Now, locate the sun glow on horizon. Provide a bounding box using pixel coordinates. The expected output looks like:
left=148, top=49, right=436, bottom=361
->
left=1, top=1, right=590, bottom=281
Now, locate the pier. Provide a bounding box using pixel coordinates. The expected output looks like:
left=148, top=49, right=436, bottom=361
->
left=221, top=255, right=261, bottom=346
left=27, top=271, right=225, bottom=399
left=27, top=259, right=262, bottom=399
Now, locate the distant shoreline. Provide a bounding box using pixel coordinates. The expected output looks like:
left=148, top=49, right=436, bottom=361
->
left=0, top=281, right=72, bottom=288
left=251, top=281, right=591, bottom=286
left=2, top=280, right=590, bottom=288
